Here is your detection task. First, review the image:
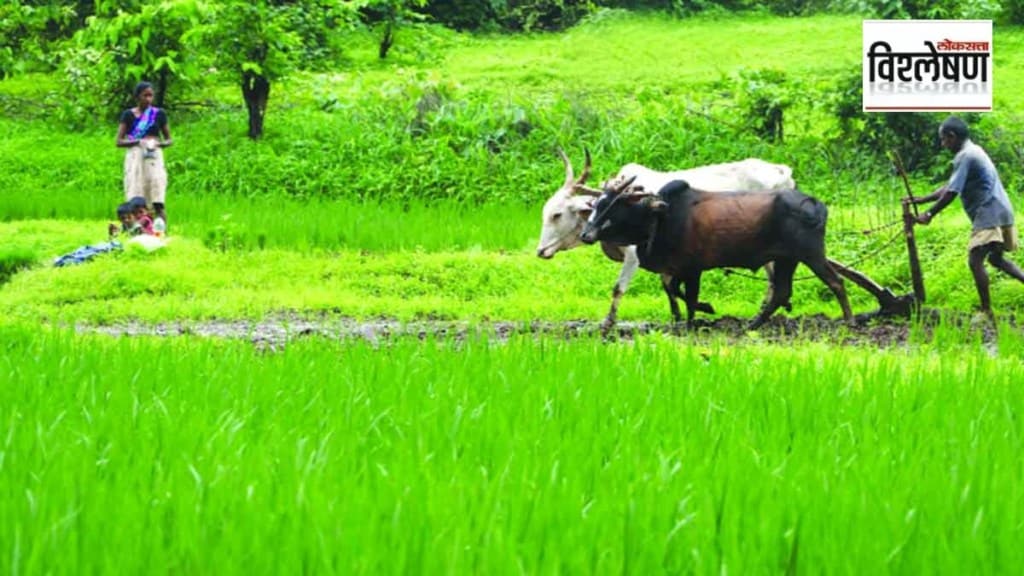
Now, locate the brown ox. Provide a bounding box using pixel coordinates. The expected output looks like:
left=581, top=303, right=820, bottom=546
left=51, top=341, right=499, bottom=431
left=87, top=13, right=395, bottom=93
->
left=580, top=179, right=853, bottom=329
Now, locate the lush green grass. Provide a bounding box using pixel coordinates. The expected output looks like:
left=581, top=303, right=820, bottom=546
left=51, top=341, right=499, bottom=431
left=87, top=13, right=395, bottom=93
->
left=4, top=12, right=1024, bottom=323
left=238, top=12, right=1024, bottom=113
left=3, top=326, right=1024, bottom=574
left=6, top=13, right=1024, bottom=573
left=0, top=193, right=543, bottom=253
left=3, top=211, right=1021, bottom=325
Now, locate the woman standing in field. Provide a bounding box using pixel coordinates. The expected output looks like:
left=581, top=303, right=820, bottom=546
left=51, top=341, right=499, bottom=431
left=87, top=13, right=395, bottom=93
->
left=116, top=81, right=173, bottom=229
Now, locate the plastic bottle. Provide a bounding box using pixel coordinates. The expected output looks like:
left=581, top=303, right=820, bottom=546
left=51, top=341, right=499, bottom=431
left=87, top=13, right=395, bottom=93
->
left=153, top=217, right=166, bottom=237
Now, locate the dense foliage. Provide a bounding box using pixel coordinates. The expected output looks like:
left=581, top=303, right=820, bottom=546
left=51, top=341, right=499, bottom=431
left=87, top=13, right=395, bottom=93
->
left=2, top=0, right=1019, bottom=137
left=5, top=11, right=1024, bottom=206
left=423, top=0, right=1008, bottom=29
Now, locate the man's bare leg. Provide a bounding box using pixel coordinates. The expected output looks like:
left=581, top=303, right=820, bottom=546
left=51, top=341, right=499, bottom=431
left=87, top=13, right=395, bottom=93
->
left=970, top=245, right=994, bottom=316
left=988, top=248, right=1024, bottom=283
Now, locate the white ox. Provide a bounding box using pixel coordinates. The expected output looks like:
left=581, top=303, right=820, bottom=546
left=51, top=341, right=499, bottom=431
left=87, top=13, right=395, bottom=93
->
left=536, top=150, right=795, bottom=331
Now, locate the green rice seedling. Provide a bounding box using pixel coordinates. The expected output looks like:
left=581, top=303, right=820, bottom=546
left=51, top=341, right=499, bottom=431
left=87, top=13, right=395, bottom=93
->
left=0, top=248, right=35, bottom=285
left=3, top=328, right=1024, bottom=573
left=2, top=210, right=1017, bottom=326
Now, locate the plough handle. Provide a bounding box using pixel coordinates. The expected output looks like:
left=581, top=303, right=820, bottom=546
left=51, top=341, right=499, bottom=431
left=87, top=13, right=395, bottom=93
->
left=890, top=150, right=919, bottom=218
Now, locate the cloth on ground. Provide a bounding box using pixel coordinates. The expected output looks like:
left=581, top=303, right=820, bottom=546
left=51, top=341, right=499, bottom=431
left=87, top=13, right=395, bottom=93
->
left=53, top=241, right=122, bottom=268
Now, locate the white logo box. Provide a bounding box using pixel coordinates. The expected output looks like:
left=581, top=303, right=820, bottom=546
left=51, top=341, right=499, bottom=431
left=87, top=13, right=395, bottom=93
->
left=863, top=20, right=992, bottom=112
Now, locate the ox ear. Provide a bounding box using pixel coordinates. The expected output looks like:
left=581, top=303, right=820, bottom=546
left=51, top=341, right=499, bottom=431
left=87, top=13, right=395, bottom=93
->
left=641, top=198, right=669, bottom=213
left=573, top=203, right=594, bottom=220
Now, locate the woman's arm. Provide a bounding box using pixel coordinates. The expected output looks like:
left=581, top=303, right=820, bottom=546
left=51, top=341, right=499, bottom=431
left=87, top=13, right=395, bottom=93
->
left=116, top=117, right=140, bottom=148
left=159, top=120, right=173, bottom=148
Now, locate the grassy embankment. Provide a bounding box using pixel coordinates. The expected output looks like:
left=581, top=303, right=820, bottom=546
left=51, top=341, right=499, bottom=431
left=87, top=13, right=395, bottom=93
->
left=4, top=12, right=1024, bottom=323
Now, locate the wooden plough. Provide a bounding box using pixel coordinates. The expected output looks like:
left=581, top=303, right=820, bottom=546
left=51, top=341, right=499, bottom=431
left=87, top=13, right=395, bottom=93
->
left=824, top=151, right=925, bottom=319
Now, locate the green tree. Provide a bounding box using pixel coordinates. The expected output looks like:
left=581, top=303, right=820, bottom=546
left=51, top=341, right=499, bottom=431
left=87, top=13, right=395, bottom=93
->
left=360, top=0, right=428, bottom=59
left=0, top=1, right=84, bottom=78
left=196, top=0, right=358, bottom=138
left=59, top=0, right=202, bottom=123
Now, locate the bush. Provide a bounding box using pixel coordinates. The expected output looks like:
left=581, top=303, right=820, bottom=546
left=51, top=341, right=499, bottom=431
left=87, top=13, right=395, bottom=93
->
left=735, top=68, right=794, bottom=142
left=826, top=69, right=947, bottom=174
left=0, top=247, right=35, bottom=285
left=423, top=0, right=594, bottom=31
left=421, top=0, right=500, bottom=31
left=502, top=0, right=596, bottom=31
left=900, top=0, right=1000, bottom=18
left=1001, top=0, right=1024, bottom=22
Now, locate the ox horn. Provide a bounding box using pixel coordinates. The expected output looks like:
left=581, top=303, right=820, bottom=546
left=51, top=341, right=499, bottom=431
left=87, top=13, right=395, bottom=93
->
left=562, top=146, right=601, bottom=196
left=610, top=174, right=638, bottom=195
left=557, top=147, right=575, bottom=190
left=575, top=147, right=593, bottom=187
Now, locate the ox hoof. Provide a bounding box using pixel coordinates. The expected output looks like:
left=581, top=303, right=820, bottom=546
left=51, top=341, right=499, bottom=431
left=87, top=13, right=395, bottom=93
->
left=695, top=302, right=716, bottom=315
left=747, top=317, right=768, bottom=331
left=599, top=318, right=616, bottom=336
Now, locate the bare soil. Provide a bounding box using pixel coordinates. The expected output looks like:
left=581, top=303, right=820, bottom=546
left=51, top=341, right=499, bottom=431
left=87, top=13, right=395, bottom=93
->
left=71, top=308, right=1005, bottom=350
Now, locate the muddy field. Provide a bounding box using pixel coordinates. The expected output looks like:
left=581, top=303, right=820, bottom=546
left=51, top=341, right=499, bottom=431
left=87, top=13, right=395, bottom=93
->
left=72, top=308, right=1005, bottom=350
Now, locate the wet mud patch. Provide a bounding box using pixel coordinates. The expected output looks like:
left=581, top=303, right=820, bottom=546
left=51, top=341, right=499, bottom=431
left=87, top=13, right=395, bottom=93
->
left=71, top=308, right=1008, bottom=351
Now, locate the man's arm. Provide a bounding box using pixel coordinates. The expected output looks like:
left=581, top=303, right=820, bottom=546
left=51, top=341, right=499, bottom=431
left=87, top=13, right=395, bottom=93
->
left=914, top=187, right=957, bottom=225
left=905, top=186, right=946, bottom=205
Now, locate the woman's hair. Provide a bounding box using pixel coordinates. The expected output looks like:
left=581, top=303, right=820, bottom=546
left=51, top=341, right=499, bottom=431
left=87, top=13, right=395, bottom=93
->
left=133, top=81, right=154, bottom=98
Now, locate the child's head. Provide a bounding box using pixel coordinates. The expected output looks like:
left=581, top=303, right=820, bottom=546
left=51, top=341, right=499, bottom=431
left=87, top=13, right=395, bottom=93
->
left=129, top=196, right=149, bottom=218
left=117, top=202, right=136, bottom=227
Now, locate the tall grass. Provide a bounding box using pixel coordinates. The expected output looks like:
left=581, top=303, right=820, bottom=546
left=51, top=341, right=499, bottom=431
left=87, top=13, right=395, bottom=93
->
left=2, top=327, right=1024, bottom=573
left=170, top=196, right=540, bottom=253
left=0, top=101, right=926, bottom=254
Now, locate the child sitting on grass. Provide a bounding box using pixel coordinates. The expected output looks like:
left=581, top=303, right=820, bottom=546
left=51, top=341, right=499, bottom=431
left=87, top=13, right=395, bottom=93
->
left=108, top=201, right=154, bottom=238
left=129, top=197, right=155, bottom=233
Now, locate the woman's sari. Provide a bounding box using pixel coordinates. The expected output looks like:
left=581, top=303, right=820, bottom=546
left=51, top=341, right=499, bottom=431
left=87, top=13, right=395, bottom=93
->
left=128, top=106, right=160, bottom=140
left=124, top=106, right=167, bottom=203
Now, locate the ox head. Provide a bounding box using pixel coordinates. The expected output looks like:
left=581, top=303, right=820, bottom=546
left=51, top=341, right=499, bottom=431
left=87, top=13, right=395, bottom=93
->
left=535, top=148, right=606, bottom=259
left=580, top=177, right=671, bottom=246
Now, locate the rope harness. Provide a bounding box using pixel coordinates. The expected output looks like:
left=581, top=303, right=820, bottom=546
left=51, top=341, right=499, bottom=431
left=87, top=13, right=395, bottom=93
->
left=721, top=220, right=905, bottom=283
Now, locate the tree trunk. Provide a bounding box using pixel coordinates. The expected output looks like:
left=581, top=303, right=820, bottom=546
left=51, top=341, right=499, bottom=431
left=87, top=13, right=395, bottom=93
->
left=156, top=67, right=169, bottom=108
left=379, top=21, right=394, bottom=59
left=242, top=71, right=271, bottom=139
